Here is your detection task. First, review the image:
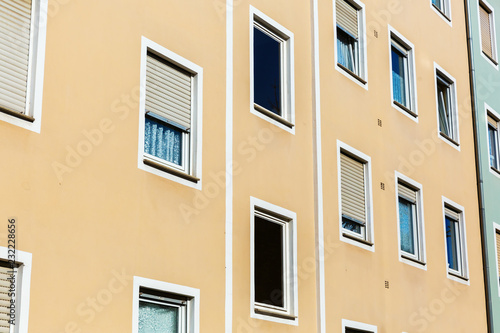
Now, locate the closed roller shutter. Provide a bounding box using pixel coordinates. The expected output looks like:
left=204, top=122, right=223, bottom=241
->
left=398, top=183, right=417, bottom=202
left=336, top=0, right=358, bottom=38
left=340, top=153, right=366, bottom=224
left=480, top=3, right=494, bottom=59
left=146, top=53, right=192, bottom=129
left=0, top=0, right=32, bottom=115
left=496, top=230, right=500, bottom=278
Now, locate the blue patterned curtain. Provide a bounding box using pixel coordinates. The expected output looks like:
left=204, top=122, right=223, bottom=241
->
left=392, top=48, right=407, bottom=107
left=145, top=117, right=182, bottom=166
left=399, top=199, right=415, bottom=254
left=139, top=301, right=179, bottom=333
left=337, top=29, right=357, bottom=73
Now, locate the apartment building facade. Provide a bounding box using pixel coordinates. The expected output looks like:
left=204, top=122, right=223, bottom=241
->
left=0, top=0, right=491, bottom=332
left=466, top=0, right=500, bottom=330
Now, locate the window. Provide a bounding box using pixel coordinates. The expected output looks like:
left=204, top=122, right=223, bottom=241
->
left=442, top=199, right=469, bottom=282
left=494, top=224, right=500, bottom=293
left=0, top=247, right=32, bottom=333
left=0, top=0, right=48, bottom=132
left=335, top=0, right=367, bottom=85
left=435, top=65, right=459, bottom=146
left=251, top=197, right=297, bottom=324
left=389, top=28, right=417, bottom=117
left=431, top=0, right=451, bottom=21
left=251, top=7, right=295, bottom=132
left=479, top=0, right=498, bottom=65
left=338, top=142, right=373, bottom=250
left=487, top=111, right=500, bottom=172
left=133, top=277, right=199, bottom=333
left=342, top=319, right=377, bottom=333
left=396, top=176, right=426, bottom=267
left=139, top=37, right=203, bottom=188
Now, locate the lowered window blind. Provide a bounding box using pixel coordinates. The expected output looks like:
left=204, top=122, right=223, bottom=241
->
left=336, top=0, right=358, bottom=39
left=445, top=207, right=460, bottom=221
left=340, top=153, right=366, bottom=224
left=480, top=4, right=494, bottom=59
left=146, top=53, right=192, bottom=130
left=0, top=264, right=15, bottom=333
left=496, top=230, right=500, bottom=278
left=0, top=0, right=32, bottom=115
left=398, top=183, right=417, bottom=203
left=488, top=114, right=498, bottom=128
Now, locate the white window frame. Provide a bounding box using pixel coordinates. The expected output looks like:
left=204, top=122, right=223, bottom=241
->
left=0, top=247, right=32, bottom=333
left=333, top=0, right=368, bottom=90
left=395, top=172, right=426, bottom=270
left=442, top=197, right=469, bottom=285
left=479, top=0, right=499, bottom=69
left=342, top=319, right=377, bottom=333
left=434, top=63, right=460, bottom=150
left=337, top=140, right=374, bottom=251
left=493, top=222, right=500, bottom=297
left=430, top=0, right=452, bottom=26
left=249, top=6, right=295, bottom=134
left=132, top=276, right=200, bottom=333
left=485, top=104, right=500, bottom=177
left=0, top=0, right=48, bottom=133
left=138, top=36, right=203, bottom=190
left=388, top=26, right=418, bottom=121
left=250, top=197, right=298, bottom=325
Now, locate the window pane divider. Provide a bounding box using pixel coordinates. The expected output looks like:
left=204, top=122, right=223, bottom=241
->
left=337, top=63, right=367, bottom=84
left=143, top=158, right=199, bottom=182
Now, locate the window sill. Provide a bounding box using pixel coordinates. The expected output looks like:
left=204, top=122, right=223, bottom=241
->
left=337, top=63, right=367, bottom=85
left=401, top=254, right=426, bottom=266
left=342, top=232, right=373, bottom=246
left=393, top=101, right=417, bottom=118
left=482, top=51, right=498, bottom=66
left=448, top=271, right=469, bottom=282
left=0, top=106, right=35, bottom=123
left=432, top=4, right=451, bottom=22
left=254, top=307, right=297, bottom=321
left=254, top=104, right=294, bottom=128
left=143, top=158, right=199, bottom=183
left=491, top=166, right=500, bottom=176
left=439, top=132, right=459, bottom=146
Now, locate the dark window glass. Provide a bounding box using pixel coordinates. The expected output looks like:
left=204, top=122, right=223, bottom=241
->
left=445, top=216, right=460, bottom=271
left=254, top=216, right=284, bottom=307
left=399, top=198, right=415, bottom=255
left=391, top=46, right=408, bottom=107
left=254, top=27, right=281, bottom=115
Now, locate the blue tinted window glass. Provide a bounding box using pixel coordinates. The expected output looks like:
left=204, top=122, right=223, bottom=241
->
left=145, top=116, right=182, bottom=166
left=337, top=28, right=357, bottom=74
left=139, top=301, right=179, bottom=333
left=392, top=47, right=407, bottom=107
left=342, top=216, right=362, bottom=235
left=254, top=27, right=281, bottom=115
left=445, top=217, right=459, bottom=271
left=399, top=198, right=415, bottom=255
left=489, top=125, right=498, bottom=168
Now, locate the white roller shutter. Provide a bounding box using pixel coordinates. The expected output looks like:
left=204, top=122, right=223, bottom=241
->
left=340, top=153, right=366, bottom=224
left=336, top=0, right=358, bottom=38
left=398, top=183, right=417, bottom=202
left=445, top=207, right=460, bottom=221
left=0, top=0, right=32, bottom=115
left=145, top=53, right=192, bottom=129
left=0, top=265, right=15, bottom=333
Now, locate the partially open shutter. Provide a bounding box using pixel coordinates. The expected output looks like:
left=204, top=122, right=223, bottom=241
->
left=398, top=183, right=417, bottom=202
left=480, top=4, right=494, bottom=59
left=145, top=53, right=192, bottom=129
left=445, top=207, right=460, bottom=221
left=0, top=265, right=14, bottom=333
left=336, top=0, right=358, bottom=38
left=0, top=0, right=32, bottom=115
left=340, top=153, right=366, bottom=224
